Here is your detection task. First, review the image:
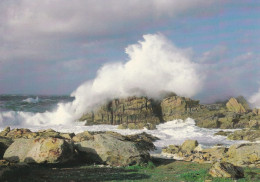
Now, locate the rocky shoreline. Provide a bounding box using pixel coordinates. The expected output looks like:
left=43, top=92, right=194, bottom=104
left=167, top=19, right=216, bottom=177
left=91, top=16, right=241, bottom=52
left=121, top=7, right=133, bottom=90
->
left=0, top=94, right=259, bottom=180
left=80, top=94, right=260, bottom=130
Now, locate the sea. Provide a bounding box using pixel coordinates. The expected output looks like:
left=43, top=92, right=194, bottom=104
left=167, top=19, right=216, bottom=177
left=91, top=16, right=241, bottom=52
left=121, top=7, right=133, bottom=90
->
left=0, top=95, right=245, bottom=153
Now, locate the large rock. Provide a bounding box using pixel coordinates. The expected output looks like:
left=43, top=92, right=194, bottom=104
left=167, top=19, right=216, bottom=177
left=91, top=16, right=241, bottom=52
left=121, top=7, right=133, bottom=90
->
left=161, top=96, right=199, bottom=121
left=224, top=143, right=260, bottom=167
left=75, top=132, right=150, bottom=166
left=180, top=140, right=198, bottom=154
left=0, top=137, right=13, bottom=159
left=209, top=162, right=244, bottom=178
left=226, top=97, right=249, bottom=113
left=4, top=137, right=74, bottom=164
left=80, top=96, right=162, bottom=128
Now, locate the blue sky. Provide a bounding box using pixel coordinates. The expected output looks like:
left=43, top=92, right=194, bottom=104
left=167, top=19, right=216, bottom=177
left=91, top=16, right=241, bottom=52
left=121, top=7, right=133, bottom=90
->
left=0, top=0, right=259, bottom=103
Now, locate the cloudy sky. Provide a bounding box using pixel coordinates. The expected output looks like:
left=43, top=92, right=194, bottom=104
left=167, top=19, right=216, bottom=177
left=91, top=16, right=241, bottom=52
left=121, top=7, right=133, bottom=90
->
left=0, top=0, right=259, bottom=103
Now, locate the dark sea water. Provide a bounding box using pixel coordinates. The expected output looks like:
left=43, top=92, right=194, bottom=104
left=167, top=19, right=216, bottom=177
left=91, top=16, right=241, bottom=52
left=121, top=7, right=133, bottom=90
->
left=0, top=95, right=74, bottom=113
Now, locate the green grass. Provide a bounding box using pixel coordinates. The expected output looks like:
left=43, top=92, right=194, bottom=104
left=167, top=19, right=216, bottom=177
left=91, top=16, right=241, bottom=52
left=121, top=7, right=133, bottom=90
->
left=1, top=159, right=260, bottom=182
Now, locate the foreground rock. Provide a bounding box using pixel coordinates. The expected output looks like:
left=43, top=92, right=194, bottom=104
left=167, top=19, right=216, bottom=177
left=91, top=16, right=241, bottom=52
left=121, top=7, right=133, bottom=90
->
left=75, top=132, right=152, bottom=166
left=223, top=143, right=260, bottom=167
left=209, top=162, right=244, bottom=178
left=4, top=137, right=74, bottom=164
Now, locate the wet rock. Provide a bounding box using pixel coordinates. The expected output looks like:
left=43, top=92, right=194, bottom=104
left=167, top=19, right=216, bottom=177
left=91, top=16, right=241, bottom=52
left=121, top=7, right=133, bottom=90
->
left=209, top=162, right=244, bottom=178
left=4, top=137, right=74, bottom=164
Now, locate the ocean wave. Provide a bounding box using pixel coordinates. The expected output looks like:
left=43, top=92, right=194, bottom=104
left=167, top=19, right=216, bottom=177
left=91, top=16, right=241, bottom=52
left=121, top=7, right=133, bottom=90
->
left=22, top=97, right=39, bottom=103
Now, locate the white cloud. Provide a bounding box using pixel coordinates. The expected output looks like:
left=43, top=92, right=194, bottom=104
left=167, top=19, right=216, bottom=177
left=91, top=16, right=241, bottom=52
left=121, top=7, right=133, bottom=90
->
left=0, top=0, right=223, bottom=63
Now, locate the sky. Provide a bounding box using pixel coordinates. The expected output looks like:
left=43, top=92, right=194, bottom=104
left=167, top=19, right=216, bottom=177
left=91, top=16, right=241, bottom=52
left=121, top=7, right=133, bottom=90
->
left=0, top=0, right=259, bottom=104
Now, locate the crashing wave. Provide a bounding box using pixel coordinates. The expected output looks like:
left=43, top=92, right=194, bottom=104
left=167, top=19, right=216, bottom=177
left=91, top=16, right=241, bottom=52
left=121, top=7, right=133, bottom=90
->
left=22, top=97, right=39, bottom=104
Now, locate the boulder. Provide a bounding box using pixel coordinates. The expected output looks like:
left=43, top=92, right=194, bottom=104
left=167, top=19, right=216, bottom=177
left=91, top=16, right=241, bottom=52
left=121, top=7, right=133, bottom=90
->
left=4, top=137, right=74, bottom=164
left=209, top=162, right=244, bottom=178
left=224, top=143, right=260, bottom=167
left=226, top=97, right=248, bottom=113
left=75, top=133, right=150, bottom=166
left=180, top=140, right=198, bottom=154
left=0, top=137, right=13, bottom=159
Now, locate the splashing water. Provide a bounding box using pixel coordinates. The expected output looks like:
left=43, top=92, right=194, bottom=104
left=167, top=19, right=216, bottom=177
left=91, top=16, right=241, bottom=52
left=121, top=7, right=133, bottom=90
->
left=0, top=34, right=203, bottom=127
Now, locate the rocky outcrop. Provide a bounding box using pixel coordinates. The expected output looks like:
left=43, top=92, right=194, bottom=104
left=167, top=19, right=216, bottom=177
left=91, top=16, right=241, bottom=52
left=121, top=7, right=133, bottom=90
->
left=209, top=162, right=244, bottom=178
left=78, top=93, right=260, bottom=130
left=74, top=132, right=151, bottom=166
left=80, top=95, right=200, bottom=129
left=226, top=97, right=249, bottom=114
left=3, top=137, right=74, bottom=164
left=161, top=96, right=199, bottom=121
left=80, top=96, right=162, bottom=128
